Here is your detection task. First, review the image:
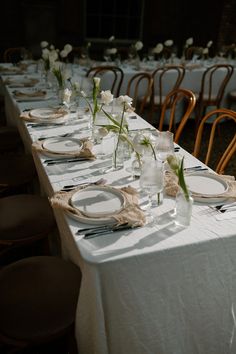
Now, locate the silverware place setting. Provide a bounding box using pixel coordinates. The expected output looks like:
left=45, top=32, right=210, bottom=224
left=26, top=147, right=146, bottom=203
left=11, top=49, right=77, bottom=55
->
left=76, top=223, right=140, bottom=239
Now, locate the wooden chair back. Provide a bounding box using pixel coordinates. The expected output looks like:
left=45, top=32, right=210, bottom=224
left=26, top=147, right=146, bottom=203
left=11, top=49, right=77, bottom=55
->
left=185, top=46, right=203, bottom=60
left=158, top=88, right=196, bottom=143
left=192, top=108, right=236, bottom=174
left=3, top=47, right=28, bottom=63
left=149, top=65, right=186, bottom=121
left=195, top=64, right=234, bottom=129
left=86, top=65, right=124, bottom=97
left=126, top=72, right=153, bottom=115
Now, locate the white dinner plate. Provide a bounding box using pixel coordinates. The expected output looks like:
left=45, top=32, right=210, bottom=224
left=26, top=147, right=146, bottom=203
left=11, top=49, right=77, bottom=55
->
left=42, top=137, right=83, bottom=154
left=30, top=108, right=67, bottom=120
left=185, top=172, right=229, bottom=202
left=13, top=89, right=51, bottom=101
left=70, top=186, right=125, bottom=219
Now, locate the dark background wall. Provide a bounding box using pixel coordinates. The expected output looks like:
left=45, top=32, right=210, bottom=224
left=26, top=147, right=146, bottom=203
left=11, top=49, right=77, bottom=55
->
left=1, top=0, right=236, bottom=60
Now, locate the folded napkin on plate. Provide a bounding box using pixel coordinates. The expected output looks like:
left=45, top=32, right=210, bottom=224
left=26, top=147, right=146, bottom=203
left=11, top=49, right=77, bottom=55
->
left=4, top=78, right=39, bottom=87
left=20, top=108, right=67, bottom=122
left=164, top=171, right=236, bottom=199
left=0, top=66, right=23, bottom=73
left=32, top=138, right=96, bottom=160
left=13, top=89, right=46, bottom=98
left=50, top=185, right=146, bottom=227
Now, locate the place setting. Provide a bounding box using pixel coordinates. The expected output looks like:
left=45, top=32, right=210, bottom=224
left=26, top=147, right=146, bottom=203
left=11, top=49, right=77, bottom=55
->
left=3, top=76, right=39, bottom=88
left=13, top=88, right=52, bottom=101
left=50, top=184, right=146, bottom=238
left=32, top=135, right=96, bottom=165
left=20, top=107, right=69, bottom=125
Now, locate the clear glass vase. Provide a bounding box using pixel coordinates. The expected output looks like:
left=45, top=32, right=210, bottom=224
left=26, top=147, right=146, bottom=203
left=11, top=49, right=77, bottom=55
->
left=174, top=188, right=193, bottom=227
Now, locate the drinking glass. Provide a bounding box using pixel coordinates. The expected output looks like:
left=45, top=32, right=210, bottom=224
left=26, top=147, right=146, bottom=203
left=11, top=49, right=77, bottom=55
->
left=139, top=159, right=164, bottom=222
left=156, top=131, right=175, bottom=164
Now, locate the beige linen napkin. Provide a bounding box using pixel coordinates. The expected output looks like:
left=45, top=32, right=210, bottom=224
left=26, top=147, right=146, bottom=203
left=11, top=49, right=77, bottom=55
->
left=50, top=185, right=146, bottom=227
left=20, top=108, right=68, bottom=122
left=32, top=138, right=96, bottom=160
left=164, top=171, right=236, bottom=199
left=4, top=78, right=39, bottom=87
left=13, top=89, right=46, bottom=98
left=0, top=65, right=23, bottom=73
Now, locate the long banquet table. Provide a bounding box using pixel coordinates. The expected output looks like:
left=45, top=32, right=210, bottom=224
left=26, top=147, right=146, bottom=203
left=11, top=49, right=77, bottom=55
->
left=1, top=64, right=236, bottom=354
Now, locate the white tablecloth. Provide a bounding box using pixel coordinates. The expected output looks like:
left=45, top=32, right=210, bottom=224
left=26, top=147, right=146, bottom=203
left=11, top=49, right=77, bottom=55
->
left=2, top=65, right=236, bottom=354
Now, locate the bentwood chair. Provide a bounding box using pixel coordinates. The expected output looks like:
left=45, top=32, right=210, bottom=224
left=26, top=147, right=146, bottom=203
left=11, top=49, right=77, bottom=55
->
left=0, top=126, right=23, bottom=152
left=157, top=88, right=196, bottom=144
left=3, top=47, right=30, bottom=63
left=0, top=256, right=81, bottom=354
left=149, top=65, right=186, bottom=122
left=194, top=64, right=234, bottom=131
left=0, top=154, right=37, bottom=197
left=86, top=65, right=124, bottom=97
left=192, top=108, right=236, bottom=174
left=125, top=72, right=153, bottom=116
left=0, top=194, right=56, bottom=266
left=185, top=46, right=203, bottom=60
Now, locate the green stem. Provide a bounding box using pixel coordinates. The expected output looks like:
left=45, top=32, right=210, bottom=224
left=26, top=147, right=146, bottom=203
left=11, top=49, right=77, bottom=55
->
left=114, top=104, right=125, bottom=168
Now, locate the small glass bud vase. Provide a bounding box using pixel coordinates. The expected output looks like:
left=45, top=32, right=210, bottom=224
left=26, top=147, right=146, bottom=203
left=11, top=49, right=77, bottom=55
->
left=174, top=188, right=193, bottom=227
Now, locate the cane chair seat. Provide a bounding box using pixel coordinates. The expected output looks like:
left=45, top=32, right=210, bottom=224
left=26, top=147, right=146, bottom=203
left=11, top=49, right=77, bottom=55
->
left=0, top=256, right=81, bottom=353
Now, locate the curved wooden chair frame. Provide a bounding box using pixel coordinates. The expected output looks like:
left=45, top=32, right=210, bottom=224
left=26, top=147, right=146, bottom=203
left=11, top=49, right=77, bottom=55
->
left=192, top=108, right=236, bottom=174
left=149, top=65, right=186, bottom=121
left=3, top=47, right=27, bottom=63
left=126, top=72, right=153, bottom=116
left=195, top=64, right=234, bottom=130
left=158, top=88, right=196, bottom=144
left=86, top=65, right=124, bottom=97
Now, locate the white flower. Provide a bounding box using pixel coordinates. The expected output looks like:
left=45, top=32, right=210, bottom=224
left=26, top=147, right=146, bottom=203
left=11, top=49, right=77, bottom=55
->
left=49, top=44, right=55, bottom=50
left=186, top=37, right=193, bottom=46
left=153, top=43, right=164, bottom=54
left=64, top=44, right=73, bottom=53
left=135, top=41, right=143, bottom=51
left=100, top=90, right=114, bottom=105
left=164, top=39, right=174, bottom=47
left=42, top=48, right=50, bottom=60
left=40, top=41, right=48, bottom=48
left=106, top=47, right=117, bottom=55
left=93, top=77, right=101, bottom=89
left=117, top=95, right=133, bottom=109
left=48, top=50, right=58, bottom=62
left=109, top=35, right=115, bottom=42
left=51, top=61, right=62, bottom=71
left=203, top=47, right=209, bottom=54
left=60, top=49, right=68, bottom=58
left=207, top=40, right=213, bottom=48
left=63, top=88, right=72, bottom=104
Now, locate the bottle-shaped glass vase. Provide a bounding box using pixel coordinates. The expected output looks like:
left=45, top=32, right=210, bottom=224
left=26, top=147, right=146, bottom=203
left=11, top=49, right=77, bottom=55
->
left=174, top=188, right=193, bottom=227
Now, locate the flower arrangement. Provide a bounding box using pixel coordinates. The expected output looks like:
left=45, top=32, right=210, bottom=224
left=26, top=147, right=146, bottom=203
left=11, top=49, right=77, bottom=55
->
left=167, top=155, right=190, bottom=201
left=40, top=41, right=58, bottom=72
left=101, top=95, right=136, bottom=168
left=182, top=37, right=194, bottom=59
left=51, top=61, right=71, bottom=89
left=132, top=132, right=157, bottom=159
